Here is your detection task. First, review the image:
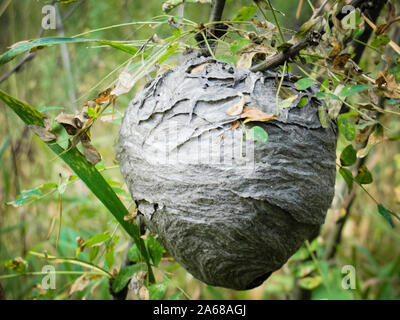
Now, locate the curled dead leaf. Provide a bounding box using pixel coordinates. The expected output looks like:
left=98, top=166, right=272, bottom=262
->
left=81, top=139, right=102, bottom=165
left=124, top=209, right=138, bottom=222
left=329, top=38, right=342, bottom=57
left=225, top=93, right=246, bottom=116
left=240, top=106, right=275, bottom=122
left=138, top=285, right=149, bottom=300
left=333, top=54, right=351, bottom=69
left=189, top=62, right=211, bottom=74
left=230, top=120, right=240, bottom=130
left=111, top=72, right=135, bottom=96
left=28, top=117, right=57, bottom=142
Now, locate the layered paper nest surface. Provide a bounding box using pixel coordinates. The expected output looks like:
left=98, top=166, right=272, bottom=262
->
left=117, top=54, right=337, bottom=290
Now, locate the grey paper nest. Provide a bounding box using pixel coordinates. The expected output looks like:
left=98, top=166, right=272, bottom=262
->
left=116, top=54, right=337, bottom=290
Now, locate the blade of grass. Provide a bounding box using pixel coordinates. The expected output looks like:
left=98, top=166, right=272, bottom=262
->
left=0, top=37, right=140, bottom=66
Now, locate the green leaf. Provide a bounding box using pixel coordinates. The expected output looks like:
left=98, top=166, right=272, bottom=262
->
left=233, top=5, right=258, bottom=21
left=83, top=232, right=110, bottom=247
left=106, top=246, right=115, bottom=269
left=339, top=84, right=374, bottom=97
left=340, top=144, right=357, bottom=166
left=148, top=281, right=168, bottom=300
left=297, top=96, right=308, bottom=108
left=295, top=78, right=316, bottom=90
left=168, top=292, right=183, bottom=300
left=371, top=34, right=391, bottom=47
left=279, top=95, right=298, bottom=109
left=298, top=276, right=323, bottom=290
left=0, top=37, right=139, bottom=66
left=339, top=167, right=354, bottom=193
left=218, top=55, right=237, bottom=64
left=112, top=263, right=147, bottom=293
left=246, top=126, right=269, bottom=144
left=146, top=236, right=163, bottom=267
left=8, top=183, right=58, bottom=207
left=89, top=245, right=100, bottom=262
left=128, top=244, right=141, bottom=262
left=337, top=116, right=356, bottom=141
left=158, top=43, right=179, bottom=64
left=354, top=164, right=373, bottom=184
left=96, top=40, right=139, bottom=55
left=0, top=89, right=155, bottom=283
left=315, top=92, right=340, bottom=100
left=377, top=204, right=395, bottom=228
left=230, top=38, right=251, bottom=54
left=0, top=135, right=10, bottom=160
left=318, top=105, right=330, bottom=128
left=295, top=261, right=316, bottom=277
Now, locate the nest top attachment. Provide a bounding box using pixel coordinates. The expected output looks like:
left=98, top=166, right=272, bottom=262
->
left=117, top=54, right=337, bottom=290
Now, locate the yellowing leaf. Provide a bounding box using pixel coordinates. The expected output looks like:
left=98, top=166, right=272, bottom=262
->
left=279, top=95, right=298, bottom=109
left=240, top=106, right=275, bottom=122
left=298, top=276, right=323, bottom=290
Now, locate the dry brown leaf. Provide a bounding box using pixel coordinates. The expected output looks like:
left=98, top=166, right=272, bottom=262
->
left=69, top=274, right=90, bottom=296
left=333, top=54, right=351, bottom=69
left=93, top=86, right=116, bottom=105
left=124, top=209, right=138, bottom=222
left=28, top=117, right=57, bottom=142
left=55, top=112, right=81, bottom=135
left=355, top=125, right=374, bottom=144
left=237, top=52, right=258, bottom=69
left=237, top=44, right=274, bottom=69
left=189, top=62, right=210, bottom=74
left=81, top=139, right=102, bottom=165
left=128, top=271, right=147, bottom=295
left=387, top=0, right=396, bottom=22
left=138, top=285, right=149, bottom=300
left=329, top=41, right=342, bottom=57
left=230, top=120, right=240, bottom=130
left=240, top=106, right=275, bottom=122
left=251, top=18, right=266, bottom=28
left=225, top=93, right=245, bottom=116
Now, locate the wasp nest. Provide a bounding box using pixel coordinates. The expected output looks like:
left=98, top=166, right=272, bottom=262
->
left=117, top=54, right=337, bottom=290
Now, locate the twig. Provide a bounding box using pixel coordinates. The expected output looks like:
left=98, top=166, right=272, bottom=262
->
left=195, top=0, right=226, bottom=54
left=296, top=0, right=304, bottom=20
left=265, top=0, right=285, bottom=42
left=209, top=0, right=226, bottom=24
left=310, top=0, right=329, bottom=20
left=250, top=29, right=322, bottom=72
left=362, top=12, right=400, bottom=55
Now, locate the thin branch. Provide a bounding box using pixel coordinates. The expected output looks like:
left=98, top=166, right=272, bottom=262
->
left=310, top=0, right=329, bottom=20
left=209, top=0, right=226, bottom=24
left=265, top=0, right=285, bottom=42
left=250, top=29, right=322, bottom=72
